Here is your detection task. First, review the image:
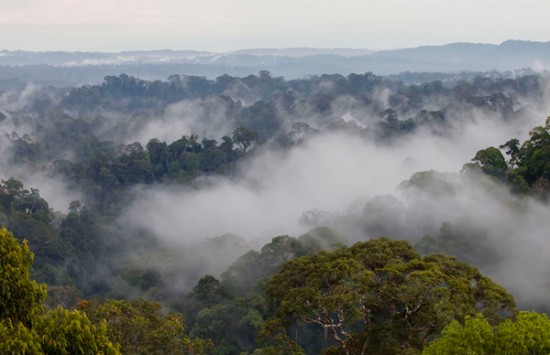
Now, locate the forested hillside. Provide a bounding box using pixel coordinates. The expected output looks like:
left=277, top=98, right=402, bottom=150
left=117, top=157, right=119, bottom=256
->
left=1, top=70, right=550, bottom=353
left=1, top=40, right=549, bottom=85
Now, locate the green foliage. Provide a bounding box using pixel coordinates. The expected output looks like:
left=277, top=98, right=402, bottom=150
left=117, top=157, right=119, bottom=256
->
left=0, top=319, right=43, bottom=354
left=255, top=318, right=306, bottom=355
left=266, top=248, right=372, bottom=353
left=500, top=138, right=520, bottom=167
left=0, top=179, right=51, bottom=224
left=494, top=311, right=550, bottom=354
left=181, top=275, right=233, bottom=326
left=189, top=294, right=268, bottom=354
left=9, top=211, right=59, bottom=259
left=264, top=238, right=516, bottom=354
left=60, top=206, right=100, bottom=256
left=0, top=227, right=46, bottom=325
left=423, top=314, right=494, bottom=355
left=493, top=117, right=550, bottom=197
left=0, top=227, right=120, bottom=354
left=114, top=142, right=154, bottom=184
left=237, top=101, right=280, bottom=141
left=0, top=179, right=73, bottom=285
left=232, top=126, right=259, bottom=152
left=471, top=147, right=507, bottom=180
left=444, top=117, right=550, bottom=198
left=141, top=134, right=241, bottom=182
left=221, top=236, right=303, bottom=296
left=221, top=231, right=342, bottom=296
left=80, top=298, right=212, bottom=354
left=4, top=71, right=550, bottom=354
left=33, top=307, right=119, bottom=354
left=423, top=312, right=550, bottom=355
left=180, top=230, right=345, bottom=354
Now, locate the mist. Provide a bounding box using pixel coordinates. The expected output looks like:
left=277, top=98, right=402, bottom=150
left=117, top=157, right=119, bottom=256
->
left=132, top=96, right=239, bottom=144
left=2, top=73, right=550, bottom=310
left=124, top=108, right=544, bottom=243
left=117, top=90, right=550, bottom=306
left=354, top=168, right=550, bottom=310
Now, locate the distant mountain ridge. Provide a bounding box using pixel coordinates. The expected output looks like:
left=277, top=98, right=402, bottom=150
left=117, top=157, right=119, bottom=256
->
left=0, top=40, right=548, bottom=86
left=370, top=40, right=550, bottom=70
left=229, top=48, right=374, bottom=57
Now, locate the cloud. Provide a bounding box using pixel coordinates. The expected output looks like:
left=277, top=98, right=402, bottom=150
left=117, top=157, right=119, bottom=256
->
left=124, top=105, right=542, bottom=244
left=131, top=96, right=238, bottom=145
left=352, top=169, right=550, bottom=310
left=120, top=96, right=550, bottom=305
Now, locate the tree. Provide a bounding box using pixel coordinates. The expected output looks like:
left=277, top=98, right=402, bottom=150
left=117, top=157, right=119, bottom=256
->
left=494, top=311, right=550, bottom=354
left=500, top=138, right=520, bottom=167
left=189, top=294, right=268, bottom=354
left=288, top=122, right=319, bottom=143
left=266, top=249, right=372, bottom=354
left=68, top=200, right=82, bottom=215
left=0, top=227, right=119, bottom=354
left=221, top=235, right=314, bottom=296
left=0, top=179, right=51, bottom=222
left=79, top=299, right=212, bottom=354
left=115, top=142, right=154, bottom=184
left=0, top=180, right=72, bottom=284
left=0, top=178, right=23, bottom=214
left=470, top=147, right=508, bottom=180
left=422, top=313, right=494, bottom=354
left=232, top=127, right=259, bottom=152
left=0, top=319, right=43, bottom=354
left=0, top=227, right=46, bottom=325
left=147, top=138, right=169, bottom=174
left=264, top=238, right=516, bottom=354
left=496, top=117, right=550, bottom=196
left=60, top=204, right=100, bottom=256
left=423, top=312, right=550, bottom=354
left=33, top=307, right=119, bottom=354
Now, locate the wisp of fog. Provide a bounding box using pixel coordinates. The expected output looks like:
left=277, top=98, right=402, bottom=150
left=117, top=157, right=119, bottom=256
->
left=124, top=110, right=544, bottom=243
left=120, top=101, right=550, bottom=308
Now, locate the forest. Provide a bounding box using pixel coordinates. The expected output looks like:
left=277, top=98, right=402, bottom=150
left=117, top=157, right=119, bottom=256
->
left=1, top=70, right=550, bottom=354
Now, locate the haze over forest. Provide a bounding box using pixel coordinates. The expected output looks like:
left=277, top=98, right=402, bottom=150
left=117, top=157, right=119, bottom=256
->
left=2, top=30, right=550, bottom=354
left=1, top=40, right=550, bottom=87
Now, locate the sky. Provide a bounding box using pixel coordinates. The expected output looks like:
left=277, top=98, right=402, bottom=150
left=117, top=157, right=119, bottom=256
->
left=0, top=0, right=549, bottom=52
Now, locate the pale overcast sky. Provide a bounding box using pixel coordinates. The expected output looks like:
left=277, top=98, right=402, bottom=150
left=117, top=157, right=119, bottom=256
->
left=0, top=0, right=549, bottom=52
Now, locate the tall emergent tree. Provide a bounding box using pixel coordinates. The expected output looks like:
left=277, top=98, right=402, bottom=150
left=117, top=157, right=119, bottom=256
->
left=263, top=238, right=516, bottom=355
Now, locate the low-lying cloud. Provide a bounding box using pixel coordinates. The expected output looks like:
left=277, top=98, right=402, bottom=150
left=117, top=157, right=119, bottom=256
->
left=125, top=109, right=544, bottom=243
left=122, top=106, right=550, bottom=307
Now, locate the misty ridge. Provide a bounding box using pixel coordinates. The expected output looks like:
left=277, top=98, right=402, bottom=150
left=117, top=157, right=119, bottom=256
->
left=1, top=40, right=550, bottom=88
left=2, top=63, right=550, bottom=353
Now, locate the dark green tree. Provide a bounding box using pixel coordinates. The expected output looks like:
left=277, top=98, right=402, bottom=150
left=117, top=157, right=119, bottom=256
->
left=80, top=299, right=212, bottom=354
left=470, top=147, right=508, bottom=179
left=232, top=127, right=259, bottom=153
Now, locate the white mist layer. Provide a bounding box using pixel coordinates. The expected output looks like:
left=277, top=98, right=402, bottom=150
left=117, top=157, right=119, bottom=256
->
left=376, top=171, right=550, bottom=309
left=0, top=161, right=82, bottom=213
left=125, top=111, right=543, bottom=245
left=133, top=96, right=237, bottom=144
